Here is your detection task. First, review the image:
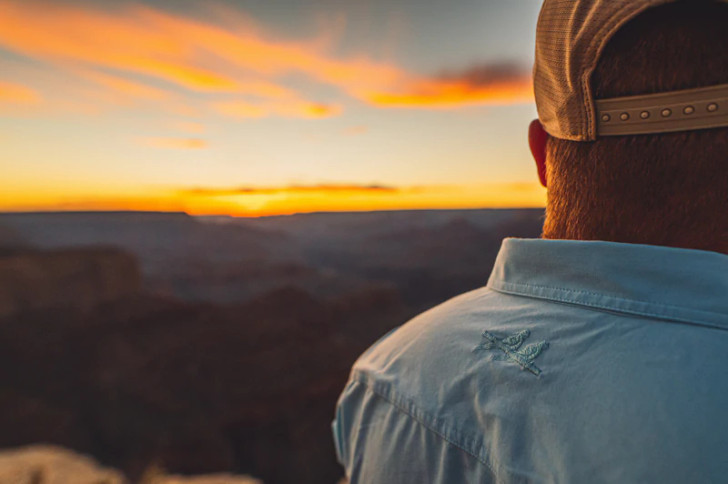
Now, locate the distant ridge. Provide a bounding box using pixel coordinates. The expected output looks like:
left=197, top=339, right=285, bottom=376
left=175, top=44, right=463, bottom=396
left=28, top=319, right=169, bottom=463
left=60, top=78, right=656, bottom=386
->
left=201, top=207, right=545, bottom=220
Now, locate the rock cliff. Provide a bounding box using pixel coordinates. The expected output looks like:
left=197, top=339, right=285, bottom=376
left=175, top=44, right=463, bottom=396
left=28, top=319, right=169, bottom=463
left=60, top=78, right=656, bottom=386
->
left=0, top=248, right=141, bottom=318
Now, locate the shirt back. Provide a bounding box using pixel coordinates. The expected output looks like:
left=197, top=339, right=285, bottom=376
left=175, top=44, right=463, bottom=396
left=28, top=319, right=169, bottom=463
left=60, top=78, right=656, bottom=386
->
left=332, top=238, right=728, bottom=483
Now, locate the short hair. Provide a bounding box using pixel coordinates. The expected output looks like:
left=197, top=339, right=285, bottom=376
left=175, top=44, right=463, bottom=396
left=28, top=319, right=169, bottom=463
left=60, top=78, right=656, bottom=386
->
left=543, top=1, right=728, bottom=253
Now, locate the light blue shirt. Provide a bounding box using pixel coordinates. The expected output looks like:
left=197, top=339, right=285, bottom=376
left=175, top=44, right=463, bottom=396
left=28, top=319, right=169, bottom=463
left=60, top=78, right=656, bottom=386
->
left=332, top=238, right=728, bottom=483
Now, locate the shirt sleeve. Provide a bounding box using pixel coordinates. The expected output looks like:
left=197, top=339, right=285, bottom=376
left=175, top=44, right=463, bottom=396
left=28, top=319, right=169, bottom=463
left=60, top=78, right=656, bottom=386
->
left=332, top=379, right=494, bottom=484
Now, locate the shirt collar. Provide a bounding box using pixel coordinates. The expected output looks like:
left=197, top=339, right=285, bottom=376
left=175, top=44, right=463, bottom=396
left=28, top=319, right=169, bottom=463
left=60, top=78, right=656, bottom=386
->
left=487, top=238, right=728, bottom=329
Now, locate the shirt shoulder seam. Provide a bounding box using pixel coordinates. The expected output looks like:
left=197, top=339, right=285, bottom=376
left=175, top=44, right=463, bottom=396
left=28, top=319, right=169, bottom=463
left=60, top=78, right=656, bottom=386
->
left=350, top=370, right=500, bottom=479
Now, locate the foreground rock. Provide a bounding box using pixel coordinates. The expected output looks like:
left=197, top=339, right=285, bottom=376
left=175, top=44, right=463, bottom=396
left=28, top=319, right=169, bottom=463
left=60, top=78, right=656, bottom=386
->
left=149, top=471, right=261, bottom=484
left=0, top=445, right=262, bottom=484
left=0, top=445, right=125, bottom=483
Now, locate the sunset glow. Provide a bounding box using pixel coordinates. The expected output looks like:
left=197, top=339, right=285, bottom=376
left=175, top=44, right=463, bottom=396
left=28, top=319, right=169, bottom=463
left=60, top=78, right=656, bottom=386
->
left=1, top=0, right=544, bottom=216
left=1, top=183, right=545, bottom=217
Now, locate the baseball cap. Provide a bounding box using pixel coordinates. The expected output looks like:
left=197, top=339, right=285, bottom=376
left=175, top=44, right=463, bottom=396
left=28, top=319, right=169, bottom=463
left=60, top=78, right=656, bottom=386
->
left=534, top=0, right=728, bottom=141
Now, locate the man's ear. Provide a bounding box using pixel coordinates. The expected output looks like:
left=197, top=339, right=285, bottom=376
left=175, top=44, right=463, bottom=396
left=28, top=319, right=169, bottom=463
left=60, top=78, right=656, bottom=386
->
left=528, top=119, right=548, bottom=188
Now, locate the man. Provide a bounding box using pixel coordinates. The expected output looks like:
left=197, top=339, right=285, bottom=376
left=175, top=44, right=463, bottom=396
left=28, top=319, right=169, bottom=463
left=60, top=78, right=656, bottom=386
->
left=332, top=0, right=728, bottom=482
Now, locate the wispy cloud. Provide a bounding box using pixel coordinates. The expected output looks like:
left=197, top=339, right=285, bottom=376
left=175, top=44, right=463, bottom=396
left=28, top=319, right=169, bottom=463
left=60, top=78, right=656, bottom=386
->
left=0, top=1, right=532, bottom=117
left=143, top=137, right=208, bottom=149
left=181, top=184, right=398, bottom=196
left=0, top=1, right=334, bottom=115
left=0, top=80, right=41, bottom=105
left=0, top=2, right=237, bottom=92
left=79, top=71, right=170, bottom=101
left=212, top=100, right=341, bottom=119
left=367, top=62, right=533, bottom=108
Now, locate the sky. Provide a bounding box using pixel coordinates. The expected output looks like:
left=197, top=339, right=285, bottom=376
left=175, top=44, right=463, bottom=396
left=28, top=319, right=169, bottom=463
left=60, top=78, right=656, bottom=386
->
left=0, top=0, right=544, bottom=216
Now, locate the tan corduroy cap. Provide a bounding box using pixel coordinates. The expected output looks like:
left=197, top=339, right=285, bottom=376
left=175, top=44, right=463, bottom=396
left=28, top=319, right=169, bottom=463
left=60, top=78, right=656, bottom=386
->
left=534, top=0, right=728, bottom=141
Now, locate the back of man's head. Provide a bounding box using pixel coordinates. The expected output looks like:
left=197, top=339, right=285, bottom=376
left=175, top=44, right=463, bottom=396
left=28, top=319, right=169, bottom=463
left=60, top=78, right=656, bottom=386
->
left=543, top=1, right=728, bottom=254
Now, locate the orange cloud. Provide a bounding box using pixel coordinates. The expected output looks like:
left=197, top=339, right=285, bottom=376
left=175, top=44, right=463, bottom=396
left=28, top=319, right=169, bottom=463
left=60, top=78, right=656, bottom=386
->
left=0, top=2, right=239, bottom=92
left=302, top=103, right=340, bottom=118
left=212, top=100, right=341, bottom=119
left=0, top=80, right=41, bottom=104
left=368, top=80, right=533, bottom=108
left=0, top=0, right=531, bottom=115
left=128, top=6, right=403, bottom=92
left=182, top=184, right=398, bottom=196
left=80, top=71, right=170, bottom=101
left=144, top=137, right=208, bottom=149
left=367, top=63, right=534, bottom=108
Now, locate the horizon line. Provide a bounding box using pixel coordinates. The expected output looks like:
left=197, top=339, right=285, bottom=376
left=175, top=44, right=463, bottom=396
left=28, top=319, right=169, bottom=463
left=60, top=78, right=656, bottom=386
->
left=0, top=206, right=546, bottom=219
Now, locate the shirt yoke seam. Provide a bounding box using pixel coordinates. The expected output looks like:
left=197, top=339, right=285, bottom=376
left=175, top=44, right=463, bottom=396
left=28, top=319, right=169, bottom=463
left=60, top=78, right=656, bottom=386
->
left=350, top=371, right=500, bottom=480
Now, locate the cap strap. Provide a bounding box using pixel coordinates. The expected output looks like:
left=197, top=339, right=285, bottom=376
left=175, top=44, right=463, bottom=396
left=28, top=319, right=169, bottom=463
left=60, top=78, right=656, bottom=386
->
left=596, top=83, right=728, bottom=136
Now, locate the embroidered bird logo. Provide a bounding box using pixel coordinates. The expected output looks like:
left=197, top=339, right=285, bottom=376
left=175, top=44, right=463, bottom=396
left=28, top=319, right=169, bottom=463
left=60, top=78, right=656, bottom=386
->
left=473, top=329, right=549, bottom=376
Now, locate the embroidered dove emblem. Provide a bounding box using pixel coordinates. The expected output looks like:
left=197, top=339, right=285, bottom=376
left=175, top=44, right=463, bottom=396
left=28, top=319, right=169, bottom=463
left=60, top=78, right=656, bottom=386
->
left=473, top=329, right=549, bottom=376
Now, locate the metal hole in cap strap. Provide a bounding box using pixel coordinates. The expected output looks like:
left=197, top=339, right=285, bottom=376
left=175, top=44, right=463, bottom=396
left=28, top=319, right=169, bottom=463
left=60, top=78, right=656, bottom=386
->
left=595, top=83, right=728, bottom=136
